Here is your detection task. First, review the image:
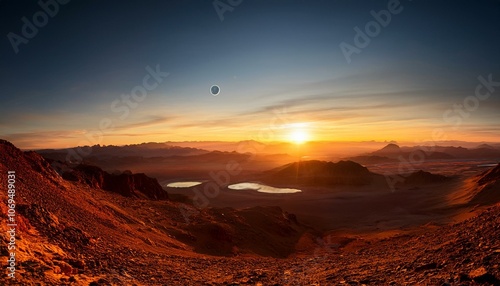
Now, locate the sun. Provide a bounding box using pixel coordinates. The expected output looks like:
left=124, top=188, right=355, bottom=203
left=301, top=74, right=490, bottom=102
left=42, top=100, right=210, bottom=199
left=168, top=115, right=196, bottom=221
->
left=289, top=129, right=309, bottom=144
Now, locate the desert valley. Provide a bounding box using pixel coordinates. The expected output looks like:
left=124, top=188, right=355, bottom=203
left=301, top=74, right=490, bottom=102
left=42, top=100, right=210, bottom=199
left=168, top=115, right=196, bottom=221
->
left=1, top=139, right=500, bottom=285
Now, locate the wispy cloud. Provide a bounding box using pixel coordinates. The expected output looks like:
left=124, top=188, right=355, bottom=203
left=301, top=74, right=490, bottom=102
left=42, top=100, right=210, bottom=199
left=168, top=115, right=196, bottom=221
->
left=112, top=116, right=174, bottom=131
left=3, top=130, right=87, bottom=149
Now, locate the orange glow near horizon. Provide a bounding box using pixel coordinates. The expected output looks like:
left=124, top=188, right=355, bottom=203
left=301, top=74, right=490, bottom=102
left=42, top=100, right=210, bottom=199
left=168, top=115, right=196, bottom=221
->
left=283, top=122, right=309, bottom=144
left=4, top=119, right=500, bottom=150
left=289, top=129, right=309, bottom=144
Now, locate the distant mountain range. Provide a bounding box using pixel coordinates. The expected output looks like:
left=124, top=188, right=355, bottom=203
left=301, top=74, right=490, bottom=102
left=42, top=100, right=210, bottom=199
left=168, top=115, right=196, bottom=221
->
left=36, top=141, right=500, bottom=166
left=36, top=142, right=295, bottom=180
left=37, top=142, right=209, bottom=161
left=38, top=141, right=497, bottom=187
left=348, top=143, right=500, bottom=164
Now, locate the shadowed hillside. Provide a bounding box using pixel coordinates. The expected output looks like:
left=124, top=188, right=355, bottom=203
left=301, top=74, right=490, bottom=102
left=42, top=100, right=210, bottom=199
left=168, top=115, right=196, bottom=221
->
left=470, top=164, right=500, bottom=205
left=401, top=170, right=450, bottom=185
left=263, top=160, right=376, bottom=186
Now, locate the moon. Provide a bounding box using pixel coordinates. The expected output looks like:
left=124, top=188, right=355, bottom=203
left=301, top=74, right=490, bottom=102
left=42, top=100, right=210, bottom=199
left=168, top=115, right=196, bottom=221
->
left=210, top=85, right=220, bottom=96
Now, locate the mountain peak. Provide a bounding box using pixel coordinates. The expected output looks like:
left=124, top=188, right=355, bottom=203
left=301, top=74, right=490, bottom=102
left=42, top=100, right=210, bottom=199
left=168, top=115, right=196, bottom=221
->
left=373, top=143, right=401, bottom=155
left=382, top=143, right=400, bottom=150
left=476, top=143, right=495, bottom=149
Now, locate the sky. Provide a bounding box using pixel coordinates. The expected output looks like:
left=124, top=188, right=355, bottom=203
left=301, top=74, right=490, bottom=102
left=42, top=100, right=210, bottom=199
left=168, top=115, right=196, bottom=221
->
left=1, top=0, right=500, bottom=149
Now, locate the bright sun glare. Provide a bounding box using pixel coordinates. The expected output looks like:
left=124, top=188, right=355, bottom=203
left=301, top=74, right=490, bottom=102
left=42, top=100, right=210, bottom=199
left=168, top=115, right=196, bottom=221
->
left=289, top=129, right=309, bottom=144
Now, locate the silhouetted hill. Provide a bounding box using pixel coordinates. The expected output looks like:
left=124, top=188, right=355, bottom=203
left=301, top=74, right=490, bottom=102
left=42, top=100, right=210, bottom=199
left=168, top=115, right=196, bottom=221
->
left=373, top=143, right=401, bottom=155
left=264, top=160, right=375, bottom=186
left=402, top=170, right=449, bottom=185
left=476, top=143, right=496, bottom=149
left=431, top=146, right=500, bottom=159
left=472, top=147, right=500, bottom=158
left=371, top=144, right=455, bottom=160
left=369, top=144, right=500, bottom=161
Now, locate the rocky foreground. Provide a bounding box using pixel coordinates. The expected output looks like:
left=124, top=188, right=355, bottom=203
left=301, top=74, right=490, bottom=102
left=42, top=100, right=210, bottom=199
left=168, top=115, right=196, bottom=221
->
left=2, top=203, right=500, bottom=285
left=1, top=139, right=500, bottom=285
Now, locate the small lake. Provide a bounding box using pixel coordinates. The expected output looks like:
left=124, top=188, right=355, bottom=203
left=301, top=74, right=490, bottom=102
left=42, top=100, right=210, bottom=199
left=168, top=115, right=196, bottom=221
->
left=165, top=181, right=203, bottom=188
left=228, top=182, right=302, bottom=194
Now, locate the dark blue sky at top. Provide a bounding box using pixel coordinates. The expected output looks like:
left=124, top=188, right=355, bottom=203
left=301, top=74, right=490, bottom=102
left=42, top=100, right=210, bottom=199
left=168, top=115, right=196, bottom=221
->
left=1, top=0, right=499, bottom=147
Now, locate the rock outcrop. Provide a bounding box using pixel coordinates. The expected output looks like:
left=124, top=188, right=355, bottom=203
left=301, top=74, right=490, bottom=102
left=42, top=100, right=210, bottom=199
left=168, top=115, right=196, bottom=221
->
left=62, top=164, right=169, bottom=200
